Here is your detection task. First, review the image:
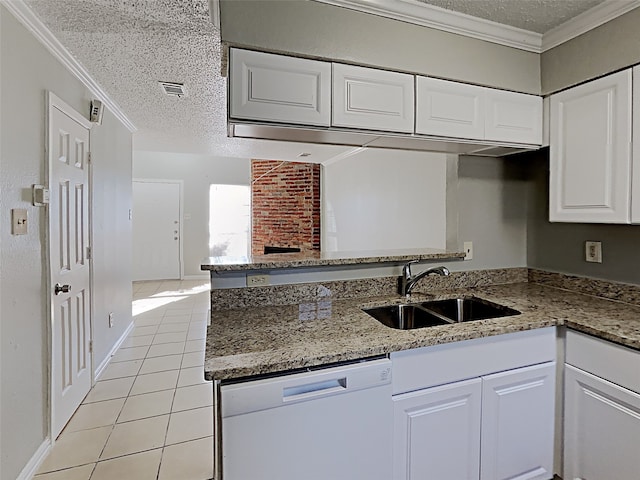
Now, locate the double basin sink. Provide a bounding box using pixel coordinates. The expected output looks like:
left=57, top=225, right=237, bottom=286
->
left=364, top=297, right=520, bottom=330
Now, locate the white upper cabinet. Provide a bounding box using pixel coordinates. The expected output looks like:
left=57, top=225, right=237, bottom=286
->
left=549, top=69, right=632, bottom=223
left=415, top=76, right=485, bottom=140
left=229, top=49, right=331, bottom=126
left=485, top=89, right=542, bottom=145
left=332, top=63, right=414, bottom=133
left=227, top=49, right=543, bottom=154
left=416, top=76, right=542, bottom=145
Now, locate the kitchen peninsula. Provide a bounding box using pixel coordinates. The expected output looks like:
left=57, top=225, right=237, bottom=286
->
left=203, top=251, right=640, bottom=480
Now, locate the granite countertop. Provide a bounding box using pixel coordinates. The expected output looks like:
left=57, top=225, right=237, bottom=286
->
left=204, top=282, right=640, bottom=381
left=201, top=247, right=465, bottom=272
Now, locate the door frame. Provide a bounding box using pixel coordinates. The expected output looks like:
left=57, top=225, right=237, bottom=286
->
left=46, top=91, right=94, bottom=442
left=132, top=178, right=184, bottom=280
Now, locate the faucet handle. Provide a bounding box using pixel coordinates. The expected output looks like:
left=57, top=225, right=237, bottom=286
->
left=402, top=259, right=419, bottom=278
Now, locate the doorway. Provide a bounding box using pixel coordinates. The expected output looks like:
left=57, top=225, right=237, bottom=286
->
left=48, top=93, right=93, bottom=439
left=132, top=179, right=183, bottom=281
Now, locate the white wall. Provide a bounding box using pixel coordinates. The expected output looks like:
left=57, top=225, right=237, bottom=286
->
left=541, top=8, right=640, bottom=94
left=0, top=7, right=133, bottom=479
left=133, top=151, right=251, bottom=277
left=220, top=0, right=541, bottom=94
left=454, top=155, right=528, bottom=270
left=322, top=149, right=447, bottom=251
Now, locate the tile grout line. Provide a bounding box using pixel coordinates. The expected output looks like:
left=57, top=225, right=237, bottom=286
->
left=40, top=280, right=212, bottom=479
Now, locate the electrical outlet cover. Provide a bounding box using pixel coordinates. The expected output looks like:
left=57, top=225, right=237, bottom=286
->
left=246, top=274, right=270, bottom=287
left=585, top=241, right=602, bottom=263
left=463, top=241, right=473, bottom=260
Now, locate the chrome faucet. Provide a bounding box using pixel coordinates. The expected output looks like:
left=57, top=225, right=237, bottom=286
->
left=400, top=261, right=450, bottom=296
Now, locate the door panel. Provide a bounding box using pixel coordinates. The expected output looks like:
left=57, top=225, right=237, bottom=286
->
left=564, top=364, right=640, bottom=480
left=393, top=378, right=482, bottom=480
left=229, top=48, right=331, bottom=126
left=549, top=69, right=632, bottom=223
left=480, top=362, right=555, bottom=480
left=132, top=180, right=181, bottom=281
left=333, top=63, right=414, bottom=133
left=485, top=89, right=542, bottom=145
left=50, top=100, right=92, bottom=438
left=416, top=76, right=485, bottom=140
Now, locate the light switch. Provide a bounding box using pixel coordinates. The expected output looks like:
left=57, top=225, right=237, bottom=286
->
left=12, top=208, right=28, bottom=235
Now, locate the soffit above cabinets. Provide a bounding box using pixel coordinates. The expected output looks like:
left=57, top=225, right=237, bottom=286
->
left=315, top=0, right=640, bottom=53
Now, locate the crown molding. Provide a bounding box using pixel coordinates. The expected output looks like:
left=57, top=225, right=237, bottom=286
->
left=315, top=0, right=640, bottom=54
left=315, top=0, right=542, bottom=52
left=541, top=0, right=640, bottom=52
left=1, top=0, right=137, bottom=132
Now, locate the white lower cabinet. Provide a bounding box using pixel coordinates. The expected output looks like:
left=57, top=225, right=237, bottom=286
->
left=480, top=363, right=556, bottom=480
left=564, top=331, right=640, bottom=480
left=393, top=378, right=482, bottom=480
left=392, top=329, right=557, bottom=480
left=564, top=365, right=640, bottom=480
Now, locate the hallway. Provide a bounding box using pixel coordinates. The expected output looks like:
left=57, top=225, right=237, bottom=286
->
left=34, top=280, right=213, bottom=480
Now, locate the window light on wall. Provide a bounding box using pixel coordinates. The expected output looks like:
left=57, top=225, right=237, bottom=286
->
left=209, top=184, right=250, bottom=257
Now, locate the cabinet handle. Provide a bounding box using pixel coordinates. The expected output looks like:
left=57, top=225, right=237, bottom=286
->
left=283, top=378, right=347, bottom=402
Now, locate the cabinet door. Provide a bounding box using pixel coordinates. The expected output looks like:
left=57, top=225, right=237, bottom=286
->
left=480, top=362, right=555, bottom=480
left=229, top=49, right=331, bottom=126
left=332, top=63, right=414, bottom=133
left=549, top=69, right=632, bottom=223
left=632, top=66, right=640, bottom=223
left=485, top=89, right=542, bottom=145
left=564, top=364, right=640, bottom=480
left=415, top=76, right=485, bottom=140
left=393, top=378, right=482, bottom=480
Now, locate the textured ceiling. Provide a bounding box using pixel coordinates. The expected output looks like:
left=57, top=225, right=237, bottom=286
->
left=22, top=0, right=608, bottom=160
left=24, top=0, right=353, bottom=162
left=417, top=0, right=606, bottom=33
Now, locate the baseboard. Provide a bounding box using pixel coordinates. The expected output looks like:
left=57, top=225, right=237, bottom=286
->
left=94, top=320, right=135, bottom=381
left=16, top=437, right=51, bottom=480
left=183, top=274, right=210, bottom=281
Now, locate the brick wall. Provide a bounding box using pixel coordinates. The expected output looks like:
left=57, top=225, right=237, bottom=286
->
left=251, top=160, right=321, bottom=255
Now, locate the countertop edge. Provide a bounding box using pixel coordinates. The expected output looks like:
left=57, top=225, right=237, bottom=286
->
left=204, top=317, right=559, bottom=381
left=201, top=250, right=466, bottom=271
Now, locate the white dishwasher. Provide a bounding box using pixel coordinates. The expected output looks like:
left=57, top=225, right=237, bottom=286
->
left=220, top=357, right=393, bottom=480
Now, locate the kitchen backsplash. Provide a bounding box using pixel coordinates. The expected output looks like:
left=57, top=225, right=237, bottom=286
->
left=529, top=269, right=640, bottom=306
left=210, top=267, right=528, bottom=310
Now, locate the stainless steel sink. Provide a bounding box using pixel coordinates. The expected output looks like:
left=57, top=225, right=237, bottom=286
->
left=363, top=297, right=520, bottom=330
left=419, top=297, right=520, bottom=323
left=363, top=304, right=451, bottom=329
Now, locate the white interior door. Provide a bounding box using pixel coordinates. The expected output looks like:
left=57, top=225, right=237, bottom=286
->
left=132, top=180, right=182, bottom=281
left=49, top=94, right=93, bottom=439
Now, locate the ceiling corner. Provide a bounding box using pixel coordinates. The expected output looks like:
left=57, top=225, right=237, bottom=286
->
left=541, top=0, right=640, bottom=52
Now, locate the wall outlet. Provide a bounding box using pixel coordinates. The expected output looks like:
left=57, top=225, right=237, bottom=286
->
left=246, top=274, right=270, bottom=287
left=585, top=241, right=602, bottom=263
left=108, top=312, right=114, bottom=328
left=463, top=241, right=473, bottom=260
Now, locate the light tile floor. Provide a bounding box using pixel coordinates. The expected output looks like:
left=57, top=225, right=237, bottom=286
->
left=35, top=279, right=213, bottom=480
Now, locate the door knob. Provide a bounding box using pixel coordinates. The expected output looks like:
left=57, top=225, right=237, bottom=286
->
left=54, top=283, right=71, bottom=295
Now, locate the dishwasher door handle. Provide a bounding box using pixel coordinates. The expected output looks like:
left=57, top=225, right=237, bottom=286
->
left=282, top=377, right=347, bottom=403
